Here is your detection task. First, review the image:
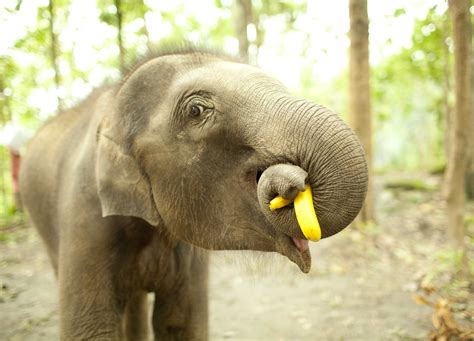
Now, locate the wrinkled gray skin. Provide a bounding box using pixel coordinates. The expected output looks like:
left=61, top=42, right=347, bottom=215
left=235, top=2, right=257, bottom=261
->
left=20, top=49, right=368, bottom=340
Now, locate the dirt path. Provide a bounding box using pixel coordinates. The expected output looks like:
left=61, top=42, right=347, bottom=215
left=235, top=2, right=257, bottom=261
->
left=0, top=230, right=58, bottom=340
left=0, top=174, right=471, bottom=340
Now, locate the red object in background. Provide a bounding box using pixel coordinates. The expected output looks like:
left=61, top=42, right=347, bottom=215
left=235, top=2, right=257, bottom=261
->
left=10, top=150, right=21, bottom=193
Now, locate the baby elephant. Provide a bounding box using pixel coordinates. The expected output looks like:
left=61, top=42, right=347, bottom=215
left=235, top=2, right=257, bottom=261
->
left=20, top=48, right=368, bottom=340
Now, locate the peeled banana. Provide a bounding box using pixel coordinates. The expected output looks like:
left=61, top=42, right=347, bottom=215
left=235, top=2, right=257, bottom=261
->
left=269, top=184, right=321, bottom=241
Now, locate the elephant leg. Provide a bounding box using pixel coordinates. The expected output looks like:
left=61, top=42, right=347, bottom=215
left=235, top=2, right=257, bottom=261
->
left=58, top=242, right=125, bottom=340
left=123, top=290, right=149, bottom=341
left=152, top=251, right=209, bottom=341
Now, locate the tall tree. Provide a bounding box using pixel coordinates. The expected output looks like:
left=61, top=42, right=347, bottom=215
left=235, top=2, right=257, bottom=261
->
left=47, top=0, right=62, bottom=110
left=0, top=76, right=6, bottom=215
left=114, top=0, right=125, bottom=75
left=233, top=0, right=253, bottom=61
left=136, top=0, right=151, bottom=49
left=120, top=0, right=152, bottom=49
left=466, top=51, right=474, bottom=199
left=445, top=0, right=472, bottom=247
left=348, top=0, right=374, bottom=222
left=442, top=10, right=452, bottom=162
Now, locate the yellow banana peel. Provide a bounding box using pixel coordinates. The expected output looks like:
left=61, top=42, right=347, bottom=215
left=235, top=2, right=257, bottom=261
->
left=269, top=196, right=292, bottom=211
left=294, top=185, right=321, bottom=241
left=269, top=184, right=321, bottom=241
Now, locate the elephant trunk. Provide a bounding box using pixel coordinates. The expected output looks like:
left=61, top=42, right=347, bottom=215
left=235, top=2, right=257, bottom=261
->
left=255, top=97, right=368, bottom=239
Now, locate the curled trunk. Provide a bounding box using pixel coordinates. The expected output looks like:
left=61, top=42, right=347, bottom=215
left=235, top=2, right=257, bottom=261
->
left=254, top=96, right=368, bottom=239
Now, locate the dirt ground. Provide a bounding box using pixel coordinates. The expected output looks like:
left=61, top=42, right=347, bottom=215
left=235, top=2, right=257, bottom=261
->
left=1, top=174, right=472, bottom=340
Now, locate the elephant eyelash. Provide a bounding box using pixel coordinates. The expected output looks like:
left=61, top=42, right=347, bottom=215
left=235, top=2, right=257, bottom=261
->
left=172, top=90, right=216, bottom=129
left=192, top=109, right=214, bottom=128
left=185, top=99, right=215, bottom=122
left=188, top=90, right=213, bottom=99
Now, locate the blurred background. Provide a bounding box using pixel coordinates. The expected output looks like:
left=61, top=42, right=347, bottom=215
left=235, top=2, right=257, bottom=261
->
left=0, top=0, right=473, bottom=339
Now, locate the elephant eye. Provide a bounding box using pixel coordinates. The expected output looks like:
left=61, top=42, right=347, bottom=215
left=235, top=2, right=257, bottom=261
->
left=189, top=104, right=204, bottom=118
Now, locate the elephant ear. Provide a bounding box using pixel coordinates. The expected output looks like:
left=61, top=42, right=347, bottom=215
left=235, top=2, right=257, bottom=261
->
left=96, top=117, right=160, bottom=226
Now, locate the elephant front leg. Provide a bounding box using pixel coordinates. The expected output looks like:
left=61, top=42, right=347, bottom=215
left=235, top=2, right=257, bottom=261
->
left=123, top=290, right=149, bottom=341
left=152, top=249, right=209, bottom=340
left=58, top=244, right=126, bottom=340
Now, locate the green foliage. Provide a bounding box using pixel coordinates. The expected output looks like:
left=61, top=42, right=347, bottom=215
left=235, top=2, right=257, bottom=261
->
left=1, top=2, right=66, bottom=129
left=0, top=215, right=29, bottom=244
left=429, top=162, right=447, bottom=175
left=465, top=214, right=474, bottom=227
left=0, top=210, right=26, bottom=231
left=393, top=8, right=406, bottom=17
left=353, top=219, right=380, bottom=236
left=421, top=248, right=472, bottom=288
left=254, top=0, right=306, bottom=47
left=384, top=178, right=437, bottom=192
left=371, top=4, right=452, bottom=170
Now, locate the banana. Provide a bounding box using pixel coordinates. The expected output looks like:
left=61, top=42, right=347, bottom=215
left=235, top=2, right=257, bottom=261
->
left=269, top=184, right=321, bottom=241
left=294, top=185, right=321, bottom=241
left=269, top=196, right=292, bottom=211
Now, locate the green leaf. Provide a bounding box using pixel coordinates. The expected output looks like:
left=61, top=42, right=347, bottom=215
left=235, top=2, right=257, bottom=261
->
left=393, top=8, right=406, bottom=17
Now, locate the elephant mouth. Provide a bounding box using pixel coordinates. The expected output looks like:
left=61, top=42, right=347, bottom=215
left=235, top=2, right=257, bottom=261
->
left=244, top=166, right=313, bottom=273
left=274, top=230, right=312, bottom=273
left=292, top=237, right=309, bottom=252
left=288, top=236, right=312, bottom=273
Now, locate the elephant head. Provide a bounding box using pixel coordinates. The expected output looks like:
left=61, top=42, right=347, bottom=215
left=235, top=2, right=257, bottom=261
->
left=96, top=50, right=368, bottom=273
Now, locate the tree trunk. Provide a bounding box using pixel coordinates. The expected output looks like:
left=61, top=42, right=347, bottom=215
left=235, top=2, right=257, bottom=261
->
left=233, top=0, right=252, bottom=62
left=442, top=10, right=452, bottom=164
left=348, top=0, right=374, bottom=222
left=0, top=148, right=6, bottom=215
left=445, top=0, right=472, bottom=247
left=47, top=0, right=62, bottom=110
left=114, top=0, right=125, bottom=75
left=0, top=77, right=6, bottom=215
left=137, top=0, right=151, bottom=49
left=0, top=74, right=4, bottom=124
left=465, top=47, right=474, bottom=199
